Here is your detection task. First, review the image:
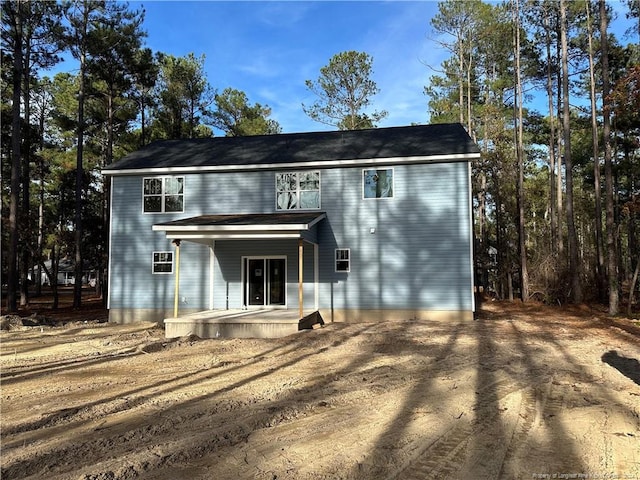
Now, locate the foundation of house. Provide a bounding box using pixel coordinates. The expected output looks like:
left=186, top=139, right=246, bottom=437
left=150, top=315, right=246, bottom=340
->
left=318, top=308, right=474, bottom=323
left=163, top=309, right=321, bottom=339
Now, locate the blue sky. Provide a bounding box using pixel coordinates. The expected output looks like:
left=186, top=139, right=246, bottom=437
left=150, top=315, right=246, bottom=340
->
left=52, top=1, right=637, bottom=135
left=131, top=1, right=444, bottom=134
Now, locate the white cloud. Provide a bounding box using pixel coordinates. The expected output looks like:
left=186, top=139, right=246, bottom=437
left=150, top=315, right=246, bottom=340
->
left=252, top=2, right=316, bottom=28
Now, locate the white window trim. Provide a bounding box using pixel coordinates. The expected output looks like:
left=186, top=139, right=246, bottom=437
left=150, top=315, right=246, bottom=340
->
left=362, top=167, right=394, bottom=200
left=335, top=248, right=350, bottom=273
left=275, top=170, right=321, bottom=211
left=152, top=251, right=174, bottom=274
left=142, top=176, right=185, bottom=214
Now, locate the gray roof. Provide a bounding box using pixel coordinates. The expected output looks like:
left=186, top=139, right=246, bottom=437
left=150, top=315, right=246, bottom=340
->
left=104, top=123, right=480, bottom=173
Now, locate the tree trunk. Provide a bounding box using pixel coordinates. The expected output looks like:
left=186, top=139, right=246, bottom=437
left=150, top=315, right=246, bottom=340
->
left=140, top=94, right=146, bottom=147
left=628, top=258, right=639, bottom=317
left=560, top=0, right=582, bottom=303
left=73, top=6, right=88, bottom=309
left=544, top=5, right=558, bottom=258
left=479, top=172, right=487, bottom=250
left=458, top=36, right=464, bottom=126
left=496, top=191, right=504, bottom=299
left=6, top=1, right=24, bottom=314
left=35, top=91, right=47, bottom=298
left=514, top=0, right=528, bottom=302
left=52, top=245, right=60, bottom=310
left=627, top=139, right=638, bottom=298
left=102, top=91, right=116, bottom=301
left=507, top=271, right=514, bottom=301
left=36, top=182, right=44, bottom=297
left=600, top=0, right=618, bottom=314
left=466, top=49, right=473, bottom=135
left=555, top=18, right=564, bottom=258
left=20, top=28, right=32, bottom=307
left=585, top=0, right=606, bottom=301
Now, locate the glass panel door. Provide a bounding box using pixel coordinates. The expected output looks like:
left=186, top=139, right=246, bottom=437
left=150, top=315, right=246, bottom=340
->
left=244, top=257, right=287, bottom=307
left=248, top=259, right=265, bottom=306
left=268, top=259, right=285, bottom=305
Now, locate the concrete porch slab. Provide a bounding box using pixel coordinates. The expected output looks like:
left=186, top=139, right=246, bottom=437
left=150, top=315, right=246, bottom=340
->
left=163, top=309, right=318, bottom=339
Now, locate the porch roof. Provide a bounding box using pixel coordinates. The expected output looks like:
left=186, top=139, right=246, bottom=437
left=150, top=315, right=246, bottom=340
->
left=152, top=212, right=326, bottom=242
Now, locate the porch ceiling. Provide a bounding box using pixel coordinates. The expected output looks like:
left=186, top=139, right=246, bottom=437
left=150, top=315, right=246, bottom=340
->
left=152, top=212, right=326, bottom=241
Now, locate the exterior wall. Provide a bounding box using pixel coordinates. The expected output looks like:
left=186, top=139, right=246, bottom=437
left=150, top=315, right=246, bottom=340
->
left=316, top=162, right=474, bottom=319
left=109, top=307, right=202, bottom=324
left=109, top=173, right=316, bottom=323
left=108, top=161, right=473, bottom=324
left=109, top=176, right=212, bottom=323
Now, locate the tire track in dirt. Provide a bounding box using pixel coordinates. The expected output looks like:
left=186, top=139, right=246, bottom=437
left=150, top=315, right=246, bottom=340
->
left=4, top=314, right=635, bottom=480
left=3, top=354, right=420, bottom=479
left=528, top=381, right=580, bottom=473
left=2, top=337, right=305, bottom=440
left=5, top=394, right=302, bottom=479
left=495, top=385, right=541, bottom=478
left=398, top=422, right=473, bottom=480
left=497, top=379, right=582, bottom=479
left=388, top=377, right=526, bottom=480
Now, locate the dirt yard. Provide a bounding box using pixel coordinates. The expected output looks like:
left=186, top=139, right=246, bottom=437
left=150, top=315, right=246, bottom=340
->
left=1, top=295, right=639, bottom=480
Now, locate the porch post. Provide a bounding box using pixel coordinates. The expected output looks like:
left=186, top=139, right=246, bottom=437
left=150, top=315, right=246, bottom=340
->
left=209, top=240, right=215, bottom=310
left=173, top=239, right=181, bottom=317
left=314, top=243, right=319, bottom=310
left=298, top=239, right=304, bottom=318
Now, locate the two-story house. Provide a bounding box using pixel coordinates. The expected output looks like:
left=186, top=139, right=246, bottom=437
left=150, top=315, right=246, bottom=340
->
left=102, top=123, right=481, bottom=338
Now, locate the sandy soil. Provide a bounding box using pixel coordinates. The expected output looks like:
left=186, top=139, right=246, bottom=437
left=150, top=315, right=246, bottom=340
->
left=1, top=297, right=639, bottom=480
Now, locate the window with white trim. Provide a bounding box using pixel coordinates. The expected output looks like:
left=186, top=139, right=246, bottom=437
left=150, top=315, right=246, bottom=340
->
left=335, top=248, right=350, bottom=272
left=363, top=168, right=393, bottom=199
left=143, top=177, right=184, bottom=213
left=276, top=171, right=320, bottom=210
left=152, top=252, right=173, bottom=274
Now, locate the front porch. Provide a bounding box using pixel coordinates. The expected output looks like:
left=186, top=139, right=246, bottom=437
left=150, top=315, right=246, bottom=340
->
left=152, top=212, right=326, bottom=339
left=164, top=309, right=323, bottom=339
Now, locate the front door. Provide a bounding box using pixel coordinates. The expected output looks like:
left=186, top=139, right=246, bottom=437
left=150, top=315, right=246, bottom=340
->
left=244, top=257, right=286, bottom=307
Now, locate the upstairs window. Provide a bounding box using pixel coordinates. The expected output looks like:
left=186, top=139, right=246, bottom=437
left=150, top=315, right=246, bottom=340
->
left=276, top=171, right=320, bottom=210
left=143, top=177, right=184, bottom=213
left=363, top=168, right=393, bottom=199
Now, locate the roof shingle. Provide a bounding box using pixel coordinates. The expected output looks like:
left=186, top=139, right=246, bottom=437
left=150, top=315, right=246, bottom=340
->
left=104, top=123, right=480, bottom=173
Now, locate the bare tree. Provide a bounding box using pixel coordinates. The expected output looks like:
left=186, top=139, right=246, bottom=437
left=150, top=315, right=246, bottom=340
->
left=513, top=0, right=529, bottom=302
left=600, top=0, right=619, bottom=314
left=542, top=3, right=560, bottom=258
left=584, top=0, right=606, bottom=300
left=3, top=0, right=25, bottom=312
left=560, top=0, right=582, bottom=303
left=66, top=0, right=92, bottom=308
